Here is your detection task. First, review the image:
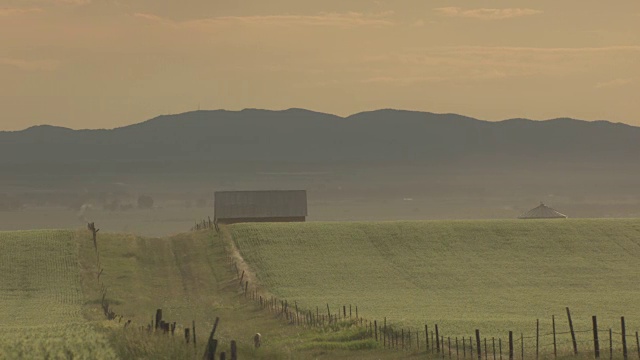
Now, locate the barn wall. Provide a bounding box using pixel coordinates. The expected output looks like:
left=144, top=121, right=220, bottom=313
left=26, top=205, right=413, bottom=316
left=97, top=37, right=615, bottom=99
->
left=217, top=217, right=306, bottom=225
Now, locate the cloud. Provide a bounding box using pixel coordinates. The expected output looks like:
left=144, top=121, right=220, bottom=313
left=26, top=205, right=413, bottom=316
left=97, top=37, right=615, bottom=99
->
left=357, top=46, right=640, bottom=85
left=34, top=0, right=91, bottom=4
left=0, top=58, right=60, bottom=71
left=595, top=78, right=633, bottom=89
left=133, top=11, right=395, bottom=29
left=0, top=7, right=43, bottom=16
left=434, top=7, right=542, bottom=20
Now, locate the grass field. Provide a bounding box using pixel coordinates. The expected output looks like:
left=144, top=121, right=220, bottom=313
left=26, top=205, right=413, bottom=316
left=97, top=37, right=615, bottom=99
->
left=77, top=229, right=407, bottom=359
left=229, top=219, right=640, bottom=356
left=0, top=230, right=117, bottom=359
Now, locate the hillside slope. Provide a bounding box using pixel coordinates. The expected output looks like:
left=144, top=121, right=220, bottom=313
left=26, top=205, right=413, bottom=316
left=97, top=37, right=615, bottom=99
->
left=229, top=219, right=640, bottom=353
left=78, top=229, right=405, bottom=359
left=0, top=230, right=116, bottom=359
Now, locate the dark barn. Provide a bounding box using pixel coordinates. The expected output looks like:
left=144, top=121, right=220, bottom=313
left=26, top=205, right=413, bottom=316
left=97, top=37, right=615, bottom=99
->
left=214, top=190, right=308, bottom=224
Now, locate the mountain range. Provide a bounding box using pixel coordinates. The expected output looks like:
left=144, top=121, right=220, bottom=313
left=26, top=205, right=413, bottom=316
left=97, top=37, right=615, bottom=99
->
left=1, top=108, right=638, bottom=166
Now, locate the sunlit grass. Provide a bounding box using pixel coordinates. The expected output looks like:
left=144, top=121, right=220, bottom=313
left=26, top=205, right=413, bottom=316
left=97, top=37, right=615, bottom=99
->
left=0, top=230, right=117, bottom=358
left=230, top=219, right=640, bottom=356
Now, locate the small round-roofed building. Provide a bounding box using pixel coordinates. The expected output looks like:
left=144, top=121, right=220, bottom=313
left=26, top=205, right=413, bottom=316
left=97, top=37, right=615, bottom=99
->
left=518, top=202, right=567, bottom=219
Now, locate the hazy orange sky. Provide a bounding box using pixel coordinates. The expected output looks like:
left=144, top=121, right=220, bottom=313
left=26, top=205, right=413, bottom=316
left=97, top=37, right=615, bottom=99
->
left=1, top=0, right=639, bottom=130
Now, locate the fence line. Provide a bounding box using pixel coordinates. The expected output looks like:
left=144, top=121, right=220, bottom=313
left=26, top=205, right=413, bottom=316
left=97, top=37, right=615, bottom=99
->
left=226, top=244, right=640, bottom=358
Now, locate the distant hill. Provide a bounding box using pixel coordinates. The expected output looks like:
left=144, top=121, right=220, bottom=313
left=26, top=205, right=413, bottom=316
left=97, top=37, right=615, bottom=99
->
left=1, top=108, right=638, bottom=166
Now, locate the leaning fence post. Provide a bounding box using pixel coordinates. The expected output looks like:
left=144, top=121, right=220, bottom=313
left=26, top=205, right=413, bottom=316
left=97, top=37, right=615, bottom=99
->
left=567, top=307, right=578, bottom=355
left=204, top=339, right=218, bottom=360
left=594, top=315, right=600, bottom=359
left=426, top=324, right=429, bottom=350
left=436, top=324, right=441, bottom=352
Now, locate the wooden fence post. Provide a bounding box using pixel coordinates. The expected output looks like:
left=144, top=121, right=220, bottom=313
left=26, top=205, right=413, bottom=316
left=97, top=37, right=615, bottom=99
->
left=485, top=338, right=488, bottom=360
left=623, top=317, right=628, bottom=360
left=567, top=307, right=578, bottom=355
left=500, top=338, right=502, bottom=360
left=594, top=315, right=600, bottom=359
left=463, top=337, right=466, bottom=358
left=230, top=340, right=237, bottom=360
left=471, top=336, right=474, bottom=358
left=509, top=331, right=514, bottom=360
left=552, top=315, right=557, bottom=359
left=375, top=320, right=378, bottom=341
left=204, top=339, right=218, bottom=360
left=193, top=320, right=197, bottom=349
left=384, top=318, right=387, bottom=348
left=442, top=336, right=445, bottom=359
left=203, top=317, right=220, bottom=359
left=610, top=329, right=613, bottom=360
left=185, top=328, right=191, bottom=344
left=636, top=332, right=639, bottom=360
left=456, top=337, right=459, bottom=359
left=493, top=337, right=496, bottom=360
left=436, top=324, right=441, bottom=353
left=155, top=309, right=162, bottom=330
left=426, top=324, right=429, bottom=350
left=521, top=333, right=524, bottom=360
left=536, top=319, right=539, bottom=360
left=476, top=330, right=482, bottom=360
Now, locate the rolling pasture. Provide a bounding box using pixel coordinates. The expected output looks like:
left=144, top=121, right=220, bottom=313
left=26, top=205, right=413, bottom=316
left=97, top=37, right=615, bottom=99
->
left=229, top=219, right=640, bottom=355
left=0, top=230, right=116, bottom=359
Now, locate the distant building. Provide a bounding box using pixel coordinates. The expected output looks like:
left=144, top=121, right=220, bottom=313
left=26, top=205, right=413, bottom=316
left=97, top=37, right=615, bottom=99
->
left=214, top=190, right=307, bottom=224
left=518, top=202, right=567, bottom=219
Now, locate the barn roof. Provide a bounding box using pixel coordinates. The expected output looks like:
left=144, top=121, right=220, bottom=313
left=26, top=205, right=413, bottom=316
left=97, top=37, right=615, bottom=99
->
left=214, top=190, right=307, bottom=219
left=518, top=202, right=567, bottom=219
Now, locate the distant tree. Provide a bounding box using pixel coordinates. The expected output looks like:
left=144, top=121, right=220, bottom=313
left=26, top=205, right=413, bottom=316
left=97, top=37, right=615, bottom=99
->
left=137, top=195, right=154, bottom=209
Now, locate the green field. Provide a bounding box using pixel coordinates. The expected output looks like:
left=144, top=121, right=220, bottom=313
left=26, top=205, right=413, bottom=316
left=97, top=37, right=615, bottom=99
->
left=0, top=227, right=404, bottom=359
left=6, top=219, right=640, bottom=359
left=229, top=219, right=640, bottom=355
left=0, top=230, right=117, bottom=359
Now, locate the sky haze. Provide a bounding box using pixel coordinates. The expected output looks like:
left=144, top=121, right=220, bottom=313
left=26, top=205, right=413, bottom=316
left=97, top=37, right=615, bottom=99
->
left=2, top=0, right=639, bottom=130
